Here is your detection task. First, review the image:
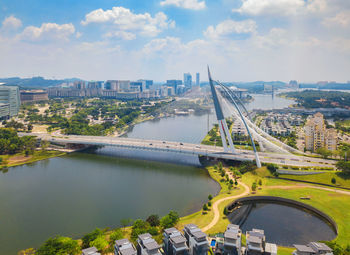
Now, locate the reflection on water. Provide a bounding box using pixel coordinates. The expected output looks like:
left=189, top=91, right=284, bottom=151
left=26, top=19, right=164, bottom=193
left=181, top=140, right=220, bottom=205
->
left=228, top=202, right=336, bottom=246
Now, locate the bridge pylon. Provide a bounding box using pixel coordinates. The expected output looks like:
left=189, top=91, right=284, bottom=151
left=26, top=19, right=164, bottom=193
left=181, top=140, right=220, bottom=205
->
left=207, top=66, right=235, bottom=154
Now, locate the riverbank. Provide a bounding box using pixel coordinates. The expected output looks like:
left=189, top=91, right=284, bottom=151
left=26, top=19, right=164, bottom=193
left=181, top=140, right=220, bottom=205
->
left=0, top=150, right=66, bottom=170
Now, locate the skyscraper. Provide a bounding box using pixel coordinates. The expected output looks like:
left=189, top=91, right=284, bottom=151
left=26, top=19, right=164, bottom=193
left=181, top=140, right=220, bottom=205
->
left=196, top=73, right=200, bottom=87
left=184, top=73, right=192, bottom=88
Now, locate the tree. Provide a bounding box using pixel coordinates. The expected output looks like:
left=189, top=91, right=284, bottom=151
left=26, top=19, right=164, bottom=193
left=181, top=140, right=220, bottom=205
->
left=160, top=211, right=179, bottom=229
left=252, top=182, right=257, bottom=192
left=82, top=228, right=103, bottom=249
left=234, top=179, right=238, bottom=186
left=203, top=204, right=208, bottom=211
left=336, top=161, right=350, bottom=174
left=208, top=194, right=213, bottom=201
left=218, top=162, right=223, bottom=171
left=316, top=148, right=333, bottom=159
left=223, top=207, right=228, bottom=216
left=36, top=236, right=80, bottom=255
left=258, top=179, right=263, bottom=186
left=331, top=177, right=336, bottom=185
left=27, top=124, right=33, bottom=132
left=208, top=201, right=212, bottom=207
left=229, top=179, right=234, bottom=185
left=131, top=219, right=150, bottom=240
left=109, top=229, right=124, bottom=245
left=90, top=235, right=108, bottom=252
left=146, top=214, right=160, bottom=227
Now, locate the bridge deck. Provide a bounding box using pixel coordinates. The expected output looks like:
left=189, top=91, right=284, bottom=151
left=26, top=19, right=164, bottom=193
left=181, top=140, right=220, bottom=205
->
left=23, top=133, right=336, bottom=168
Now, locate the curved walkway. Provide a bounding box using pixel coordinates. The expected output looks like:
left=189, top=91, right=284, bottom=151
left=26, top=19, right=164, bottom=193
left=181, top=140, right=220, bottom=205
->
left=202, top=177, right=250, bottom=232
left=202, top=174, right=350, bottom=233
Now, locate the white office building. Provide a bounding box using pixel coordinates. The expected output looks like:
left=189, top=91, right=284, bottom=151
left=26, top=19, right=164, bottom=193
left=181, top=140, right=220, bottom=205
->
left=0, top=85, right=20, bottom=118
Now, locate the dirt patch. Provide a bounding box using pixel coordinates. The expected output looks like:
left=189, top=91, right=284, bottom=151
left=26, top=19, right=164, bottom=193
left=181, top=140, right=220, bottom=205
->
left=8, top=155, right=32, bottom=164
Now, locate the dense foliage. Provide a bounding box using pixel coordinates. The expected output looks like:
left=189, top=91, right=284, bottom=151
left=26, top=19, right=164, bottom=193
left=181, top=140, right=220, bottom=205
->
left=36, top=236, right=80, bottom=255
left=0, top=128, right=36, bottom=155
left=281, top=90, right=350, bottom=109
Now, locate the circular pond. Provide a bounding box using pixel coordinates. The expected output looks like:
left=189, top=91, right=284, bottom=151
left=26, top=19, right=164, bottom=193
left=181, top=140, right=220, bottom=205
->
left=227, top=197, right=337, bottom=246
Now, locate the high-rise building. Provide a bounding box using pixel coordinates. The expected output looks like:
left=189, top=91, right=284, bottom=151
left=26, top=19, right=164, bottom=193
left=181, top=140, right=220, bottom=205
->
left=304, top=112, right=337, bottom=152
left=196, top=73, right=200, bottom=87
left=73, top=81, right=86, bottom=90
left=223, top=224, right=242, bottom=255
left=166, top=80, right=182, bottom=93
left=138, top=80, right=153, bottom=90
left=184, top=73, right=192, bottom=88
left=0, top=85, right=20, bottom=117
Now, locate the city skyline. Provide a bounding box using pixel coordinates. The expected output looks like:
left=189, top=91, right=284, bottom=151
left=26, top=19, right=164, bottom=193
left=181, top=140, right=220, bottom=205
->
left=0, top=0, right=349, bottom=82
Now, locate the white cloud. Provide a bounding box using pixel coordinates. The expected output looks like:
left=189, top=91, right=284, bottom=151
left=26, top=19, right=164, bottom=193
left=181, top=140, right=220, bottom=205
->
left=233, top=0, right=331, bottom=16
left=323, top=11, right=350, bottom=27
left=160, top=0, right=206, bottom=10
left=19, top=23, right=75, bottom=42
left=233, top=0, right=305, bottom=16
left=2, top=15, right=22, bottom=30
left=81, top=6, right=175, bottom=38
left=105, top=31, right=137, bottom=40
left=204, top=19, right=257, bottom=40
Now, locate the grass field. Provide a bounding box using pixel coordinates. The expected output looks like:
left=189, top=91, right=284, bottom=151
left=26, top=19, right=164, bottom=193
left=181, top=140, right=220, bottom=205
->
left=278, top=171, right=350, bottom=189
left=178, top=166, right=245, bottom=233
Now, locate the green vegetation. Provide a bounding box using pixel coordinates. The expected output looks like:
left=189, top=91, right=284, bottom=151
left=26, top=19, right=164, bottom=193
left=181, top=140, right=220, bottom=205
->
left=201, top=123, right=260, bottom=151
left=281, top=90, right=350, bottom=109
left=36, top=236, right=80, bottom=255
left=0, top=128, right=36, bottom=155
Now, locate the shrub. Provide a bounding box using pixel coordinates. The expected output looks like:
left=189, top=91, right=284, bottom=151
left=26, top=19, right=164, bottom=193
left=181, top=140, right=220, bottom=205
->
left=146, top=214, right=160, bottom=227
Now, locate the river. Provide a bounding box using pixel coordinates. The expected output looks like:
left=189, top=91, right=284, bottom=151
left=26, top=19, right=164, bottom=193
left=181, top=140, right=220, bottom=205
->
left=0, top=93, right=295, bottom=254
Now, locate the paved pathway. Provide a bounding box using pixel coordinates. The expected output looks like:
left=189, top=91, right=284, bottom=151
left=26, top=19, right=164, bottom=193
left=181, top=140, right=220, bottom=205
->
left=202, top=173, right=250, bottom=232
left=202, top=174, right=350, bottom=233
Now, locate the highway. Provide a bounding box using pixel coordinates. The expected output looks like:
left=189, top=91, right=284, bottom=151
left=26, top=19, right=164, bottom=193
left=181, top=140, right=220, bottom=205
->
left=24, top=133, right=337, bottom=168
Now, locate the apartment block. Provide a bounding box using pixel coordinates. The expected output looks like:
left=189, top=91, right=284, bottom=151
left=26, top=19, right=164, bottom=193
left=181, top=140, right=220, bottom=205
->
left=0, top=85, right=20, bottom=117
left=183, top=224, right=209, bottom=255
left=82, top=247, right=101, bottom=255
left=304, top=112, right=337, bottom=151
left=137, top=233, right=161, bottom=255
left=163, top=227, right=189, bottom=255
left=115, top=239, right=137, bottom=255
left=223, top=224, right=241, bottom=255
left=293, top=242, right=333, bottom=255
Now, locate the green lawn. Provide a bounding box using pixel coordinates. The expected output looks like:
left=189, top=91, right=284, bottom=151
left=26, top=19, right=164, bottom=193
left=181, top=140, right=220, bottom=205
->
left=178, top=166, right=244, bottom=232
left=279, top=171, right=350, bottom=189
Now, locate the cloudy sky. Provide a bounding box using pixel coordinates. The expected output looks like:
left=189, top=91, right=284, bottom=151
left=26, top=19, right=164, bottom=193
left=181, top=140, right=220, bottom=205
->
left=0, top=0, right=349, bottom=82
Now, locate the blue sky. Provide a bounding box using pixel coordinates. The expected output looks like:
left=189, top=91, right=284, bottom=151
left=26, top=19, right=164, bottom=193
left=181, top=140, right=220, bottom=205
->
left=0, top=0, right=349, bottom=82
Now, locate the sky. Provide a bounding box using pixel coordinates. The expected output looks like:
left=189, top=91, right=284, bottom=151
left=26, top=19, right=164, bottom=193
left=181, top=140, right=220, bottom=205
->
left=0, top=0, right=349, bottom=82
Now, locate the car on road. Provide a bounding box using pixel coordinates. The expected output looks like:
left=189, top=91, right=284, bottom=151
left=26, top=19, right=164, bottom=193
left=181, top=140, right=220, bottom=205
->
left=180, top=143, right=183, bottom=145
left=163, top=141, right=166, bottom=144
left=149, top=143, right=152, bottom=145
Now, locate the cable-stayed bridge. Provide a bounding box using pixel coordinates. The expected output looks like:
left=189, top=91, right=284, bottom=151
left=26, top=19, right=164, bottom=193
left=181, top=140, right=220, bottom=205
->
left=20, top=68, right=337, bottom=169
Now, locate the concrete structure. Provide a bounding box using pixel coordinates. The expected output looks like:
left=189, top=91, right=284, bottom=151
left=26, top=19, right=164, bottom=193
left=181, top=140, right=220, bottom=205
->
left=183, top=224, right=209, bottom=255
left=196, top=73, right=200, bottom=87
left=0, top=85, right=20, bottom=117
left=245, top=229, right=265, bottom=255
left=184, top=73, right=192, bottom=88
left=25, top=133, right=337, bottom=168
left=82, top=247, right=101, bottom=255
left=0, top=103, right=10, bottom=119
left=137, top=233, right=161, bottom=255
left=115, top=239, right=137, bottom=255
left=20, top=90, right=49, bottom=103
left=223, top=224, right=241, bottom=255
left=293, top=242, right=333, bottom=255
left=163, top=227, right=189, bottom=255
left=305, top=113, right=337, bottom=152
